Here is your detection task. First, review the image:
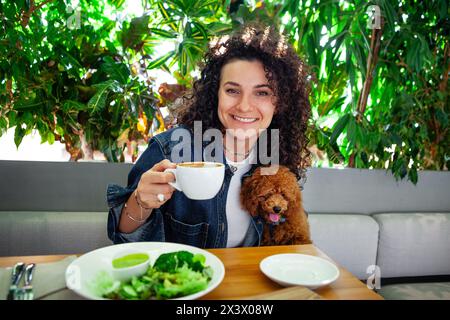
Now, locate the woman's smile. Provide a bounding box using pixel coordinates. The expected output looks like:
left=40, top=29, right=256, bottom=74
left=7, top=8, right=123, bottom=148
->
left=231, top=114, right=259, bottom=124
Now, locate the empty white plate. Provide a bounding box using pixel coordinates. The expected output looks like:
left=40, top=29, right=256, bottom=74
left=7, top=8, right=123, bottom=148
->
left=260, top=253, right=340, bottom=289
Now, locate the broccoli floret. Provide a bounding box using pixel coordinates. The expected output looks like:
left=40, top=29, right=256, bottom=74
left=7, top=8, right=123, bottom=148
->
left=176, top=251, right=207, bottom=271
left=153, top=252, right=178, bottom=273
left=176, top=251, right=194, bottom=266
left=153, top=251, right=206, bottom=273
left=191, top=253, right=206, bottom=272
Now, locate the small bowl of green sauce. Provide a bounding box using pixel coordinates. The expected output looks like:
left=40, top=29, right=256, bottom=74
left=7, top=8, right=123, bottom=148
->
left=111, top=250, right=150, bottom=282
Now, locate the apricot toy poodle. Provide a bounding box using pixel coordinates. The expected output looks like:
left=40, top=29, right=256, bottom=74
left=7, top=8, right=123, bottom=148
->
left=241, top=166, right=312, bottom=246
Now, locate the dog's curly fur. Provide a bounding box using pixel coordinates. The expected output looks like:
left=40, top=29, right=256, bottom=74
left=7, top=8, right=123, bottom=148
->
left=241, top=166, right=312, bottom=246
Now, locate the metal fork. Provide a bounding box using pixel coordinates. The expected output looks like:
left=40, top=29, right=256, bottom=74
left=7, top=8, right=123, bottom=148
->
left=6, top=262, right=25, bottom=300
left=16, top=263, right=36, bottom=300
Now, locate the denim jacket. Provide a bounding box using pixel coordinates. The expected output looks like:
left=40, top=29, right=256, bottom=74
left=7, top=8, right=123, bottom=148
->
left=106, top=125, right=264, bottom=248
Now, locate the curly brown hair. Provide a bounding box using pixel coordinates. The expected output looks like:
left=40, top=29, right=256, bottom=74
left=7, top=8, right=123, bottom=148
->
left=177, top=23, right=311, bottom=182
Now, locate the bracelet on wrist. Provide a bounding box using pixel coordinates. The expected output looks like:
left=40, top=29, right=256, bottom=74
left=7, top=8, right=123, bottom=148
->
left=124, top=190, right=152, bottom=223
left=134, top=190, right=152, bottom=210
left=124, top=202, right=151, bottom=223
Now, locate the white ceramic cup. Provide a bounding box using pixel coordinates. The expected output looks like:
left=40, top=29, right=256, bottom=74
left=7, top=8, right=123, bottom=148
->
left=164, top=162, right=225, bottom=200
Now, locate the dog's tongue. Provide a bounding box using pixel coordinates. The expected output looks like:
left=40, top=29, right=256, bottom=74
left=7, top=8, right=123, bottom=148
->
left=269, top=213, right=280, bottom=223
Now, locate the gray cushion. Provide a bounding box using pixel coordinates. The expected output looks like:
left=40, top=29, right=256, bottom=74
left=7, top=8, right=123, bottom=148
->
left=378, top=282, right=450, bottom=300
left=0, top=211, right=111, bottom=256
left=374, top=213, right=450, bottom=278
left=302, top=168, right=450, bottom=214
left=0, top=161, right=130, bottom=212
left=309, top=213, right=379, bottom=280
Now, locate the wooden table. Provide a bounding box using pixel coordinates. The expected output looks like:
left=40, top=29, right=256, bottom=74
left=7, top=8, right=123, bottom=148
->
left=0, top=244, right=382, bottom=300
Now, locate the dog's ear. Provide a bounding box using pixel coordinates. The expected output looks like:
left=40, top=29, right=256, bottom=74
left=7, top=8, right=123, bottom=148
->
left=274, top=166, right=302, bottom=203
left=240, top=174, right=262, bottom=217
left=283, top=171, right=303, bottom=211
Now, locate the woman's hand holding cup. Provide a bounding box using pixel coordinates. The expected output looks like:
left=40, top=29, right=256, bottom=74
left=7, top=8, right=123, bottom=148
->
left=135, top=159, right=177, bottom=209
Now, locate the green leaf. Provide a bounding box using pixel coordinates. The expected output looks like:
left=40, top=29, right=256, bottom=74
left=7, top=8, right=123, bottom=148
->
left=47, top=131, right=55, bottom=144
left=197, top=0, right=218, bottom=10
left=408, top=167, right=418, bottom=185
left=439, top=0, right=448, bottom=19
left=88, top=80, right=119, bottom=114
left=0, top=117, right=8, bottom=136
left=14, top=125, right=25, bottom=148
left=352, top=40, right=367, bottom=79
left=326, top=141, right=345, bottom=164
left=160, top=63, right=171, bottom=73
left=330, top=113, right=350, bottom=144
left=14, top=98, right=46, bottom=110
left=360, top=151, right=368, bottom=165
left=347, top=117, right=356, bottom=148
left=101, top=56, right=130, bottom=85
left=390, top=133, right=402, bottom=146
left=179, top=44, right=188, bottom=76
left=399, top=161, right=407, bottom=179
left=7, top=112, right=17, bottom=128
left=149, top=28, right=177, bottom=38
left=63, top=100, right=87, bottom=112
left=147, top=51, right=176, bottom=70
left=381, top=1, right=398, bottom=33
left=22, top=111, right=34, bottom=127
left=355, top=123, right=365, bottom=146
left=59, top=50, right=83, bottom=79
left=120, top=15, right=150, bottom=49
left=330, top=96, right=347, bottom=113
left=158, top=2, right=177, bottom=32
left=435, top=108, right=448, bottom=127
left=406, top=39, right=420, bottom=72
left=142, top=104, right=155, bottom=123
left=108, top=0, right=125, bottom=8
left=191, top=21, right=208, bottom=40
left=392, top=157, right=401, bottom=173
left=3, top=2, right=17, bottom=19
left=55, top=125, right=64, bottom=136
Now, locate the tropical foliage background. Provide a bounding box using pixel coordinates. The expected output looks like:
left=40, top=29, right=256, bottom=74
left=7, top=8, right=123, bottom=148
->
left=0, top=0, right=448, bottom=183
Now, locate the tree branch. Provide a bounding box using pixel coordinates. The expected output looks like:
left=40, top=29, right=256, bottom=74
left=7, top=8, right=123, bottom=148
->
left=20, top=0, right=55, bottom=27
left=356, top=19, right=383, bottom=120
left=438, top=41, right=449, bottom=93
left=349, top=18, right=384, bottom=168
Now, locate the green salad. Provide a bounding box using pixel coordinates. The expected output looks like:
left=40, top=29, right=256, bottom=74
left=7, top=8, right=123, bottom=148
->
left=95, top=250, right=214, bottom=300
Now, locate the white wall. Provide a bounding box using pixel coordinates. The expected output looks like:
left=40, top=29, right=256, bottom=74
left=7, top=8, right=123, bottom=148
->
left=0, top=127, right=71, bottom=162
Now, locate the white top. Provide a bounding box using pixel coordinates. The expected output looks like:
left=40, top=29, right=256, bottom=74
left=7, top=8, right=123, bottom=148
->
left=225, top=148, right=256, bottom=248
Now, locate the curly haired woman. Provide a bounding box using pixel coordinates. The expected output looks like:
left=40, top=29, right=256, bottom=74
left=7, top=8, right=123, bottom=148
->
left=106, top=23, right=311, bottom=248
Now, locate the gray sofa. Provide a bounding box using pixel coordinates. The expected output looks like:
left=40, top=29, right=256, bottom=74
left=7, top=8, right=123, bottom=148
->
left=1, top=160, right=449, bottom=299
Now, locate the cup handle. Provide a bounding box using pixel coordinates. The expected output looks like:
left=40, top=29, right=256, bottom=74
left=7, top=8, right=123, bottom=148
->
left=164, top=168, right=181, bottom=191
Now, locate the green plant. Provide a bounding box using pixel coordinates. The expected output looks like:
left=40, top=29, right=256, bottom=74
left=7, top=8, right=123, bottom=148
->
left=0, top=0, right=231, bottom=161
left=0, top=0, right=161, bottom=161
left=143, top=0, right=231, bottom=76
left=246, top=0, right=449, bottom=183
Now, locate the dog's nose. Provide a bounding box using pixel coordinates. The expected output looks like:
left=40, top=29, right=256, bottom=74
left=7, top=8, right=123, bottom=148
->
left=273, top=206, right=281, bottom=213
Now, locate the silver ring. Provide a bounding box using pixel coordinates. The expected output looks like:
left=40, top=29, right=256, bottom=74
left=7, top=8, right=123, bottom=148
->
left=157, top=193, right=165, bottom=202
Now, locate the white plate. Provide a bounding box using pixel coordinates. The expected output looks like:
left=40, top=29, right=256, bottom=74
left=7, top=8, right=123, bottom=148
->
left=65, top=242, right=225, bottom=300
left=260, top=254, right=340, bottom=289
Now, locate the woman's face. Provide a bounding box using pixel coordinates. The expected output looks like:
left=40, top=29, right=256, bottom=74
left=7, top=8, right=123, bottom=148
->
left=217, top=59, right=276, bottom=140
